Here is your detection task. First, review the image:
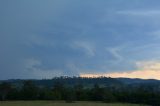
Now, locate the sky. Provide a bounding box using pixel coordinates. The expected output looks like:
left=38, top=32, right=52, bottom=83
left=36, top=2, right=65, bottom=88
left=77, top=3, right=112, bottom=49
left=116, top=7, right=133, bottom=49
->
left=1, top=0, right=160, bottom=79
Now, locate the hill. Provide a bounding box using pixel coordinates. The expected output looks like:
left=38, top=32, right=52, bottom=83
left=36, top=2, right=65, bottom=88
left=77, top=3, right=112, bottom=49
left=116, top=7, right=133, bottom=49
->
left=1, top=77, right=160, bottom=89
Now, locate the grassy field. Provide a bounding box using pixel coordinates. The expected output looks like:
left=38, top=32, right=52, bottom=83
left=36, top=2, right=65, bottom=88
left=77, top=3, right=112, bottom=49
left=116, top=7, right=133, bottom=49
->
left=0, top=101, right=148, bottom=106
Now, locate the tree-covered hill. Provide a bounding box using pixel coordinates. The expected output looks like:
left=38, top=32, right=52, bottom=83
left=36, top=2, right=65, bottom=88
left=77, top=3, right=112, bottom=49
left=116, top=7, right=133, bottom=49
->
left=1, top=77, right=160, bottom=105
left=1, top=77, right=160, bottom=89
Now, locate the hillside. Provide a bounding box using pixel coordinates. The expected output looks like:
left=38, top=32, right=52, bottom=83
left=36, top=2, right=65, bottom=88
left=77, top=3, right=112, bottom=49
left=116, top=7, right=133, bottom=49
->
left=1, top=77, right=160, bottom=89
left=1, top=77, right=160, bottom=105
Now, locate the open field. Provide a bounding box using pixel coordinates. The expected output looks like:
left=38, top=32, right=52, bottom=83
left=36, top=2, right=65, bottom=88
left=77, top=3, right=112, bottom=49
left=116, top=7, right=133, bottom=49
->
left=0, top=101, right=147, bottom=106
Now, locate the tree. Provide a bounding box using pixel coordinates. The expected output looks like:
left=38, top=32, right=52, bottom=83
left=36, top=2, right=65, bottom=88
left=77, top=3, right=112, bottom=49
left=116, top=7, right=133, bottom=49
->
left=64, top=87, right=76, bottom=103
left=38, top=87, right=55, bottom=100
left=0, top=82, right=12, bottom=101
left=91, top=84, right=105, bottom=101
left=52, top=81, right=65, bottom=100
left=20, top=80, right=39, bottom=100
left=103, top=88, right=116, bottom=103
left=7, top=88, right=20, bottom=100
left=74, top=84, right=86, bottom=100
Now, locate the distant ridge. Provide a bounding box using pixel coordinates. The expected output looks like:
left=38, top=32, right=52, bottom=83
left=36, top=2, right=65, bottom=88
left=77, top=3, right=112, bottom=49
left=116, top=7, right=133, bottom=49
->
left=1, top=77, right=160, bottom=88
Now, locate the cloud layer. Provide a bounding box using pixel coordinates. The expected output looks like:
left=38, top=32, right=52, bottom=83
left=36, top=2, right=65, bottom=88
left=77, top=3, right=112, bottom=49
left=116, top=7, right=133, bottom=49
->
left=1, top=0, right=160, bottom=79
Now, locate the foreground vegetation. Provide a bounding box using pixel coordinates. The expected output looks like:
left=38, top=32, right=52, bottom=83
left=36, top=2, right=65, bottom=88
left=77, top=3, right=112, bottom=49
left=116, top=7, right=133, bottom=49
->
left=0, top=77, right=160, bottom=105
left=0, top=101, right=147, bottom=106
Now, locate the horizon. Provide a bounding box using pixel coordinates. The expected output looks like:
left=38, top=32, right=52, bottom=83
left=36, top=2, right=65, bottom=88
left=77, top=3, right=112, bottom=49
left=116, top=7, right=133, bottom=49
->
left=1, top=76, right=160, bottom=81
left=1, top=0, right=160, bottom=80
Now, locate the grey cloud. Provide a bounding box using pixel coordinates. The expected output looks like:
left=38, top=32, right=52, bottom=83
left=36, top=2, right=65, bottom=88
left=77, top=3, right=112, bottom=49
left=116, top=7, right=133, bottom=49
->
left=1, top=0, right=160, bottom=79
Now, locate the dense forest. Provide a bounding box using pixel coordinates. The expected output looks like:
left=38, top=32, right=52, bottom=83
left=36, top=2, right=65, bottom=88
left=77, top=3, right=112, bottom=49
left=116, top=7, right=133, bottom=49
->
left=0, top=77, right=160, bottom=105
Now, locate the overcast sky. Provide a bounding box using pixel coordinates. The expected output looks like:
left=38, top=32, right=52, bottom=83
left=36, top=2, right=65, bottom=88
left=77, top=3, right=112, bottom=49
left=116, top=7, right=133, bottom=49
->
left=1, top=0, right=160, bottom=79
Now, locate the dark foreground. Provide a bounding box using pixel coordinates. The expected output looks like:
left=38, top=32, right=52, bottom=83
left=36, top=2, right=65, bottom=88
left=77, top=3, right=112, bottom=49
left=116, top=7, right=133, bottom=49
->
left=1, top=77, right=160, bottom=105
left=0, top=101, right=148, bottom=106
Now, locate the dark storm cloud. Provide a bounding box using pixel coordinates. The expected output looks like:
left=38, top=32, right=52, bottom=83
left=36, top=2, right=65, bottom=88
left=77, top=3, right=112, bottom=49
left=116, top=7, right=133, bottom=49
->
left=1, top=0, right=160, bottom=79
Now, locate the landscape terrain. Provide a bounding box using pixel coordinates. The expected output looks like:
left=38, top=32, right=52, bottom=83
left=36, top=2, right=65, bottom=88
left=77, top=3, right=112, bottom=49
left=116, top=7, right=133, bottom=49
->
left=0, top=77, right=160, bottom=106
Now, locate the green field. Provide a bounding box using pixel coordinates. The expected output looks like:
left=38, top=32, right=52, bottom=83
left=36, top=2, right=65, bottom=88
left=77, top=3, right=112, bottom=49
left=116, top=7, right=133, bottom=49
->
left=0, top=101, right=147, bottom=106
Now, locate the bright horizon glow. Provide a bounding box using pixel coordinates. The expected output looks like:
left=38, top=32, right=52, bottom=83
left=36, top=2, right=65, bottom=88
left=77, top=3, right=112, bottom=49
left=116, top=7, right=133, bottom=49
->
left=80, top=70, right=160, bottom=80
left=80, top=61, right=160, bottom=80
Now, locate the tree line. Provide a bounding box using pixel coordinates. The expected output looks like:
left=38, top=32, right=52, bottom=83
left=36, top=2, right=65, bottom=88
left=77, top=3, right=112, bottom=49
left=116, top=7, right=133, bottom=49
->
left=0, top=78, right=160, bottom=105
